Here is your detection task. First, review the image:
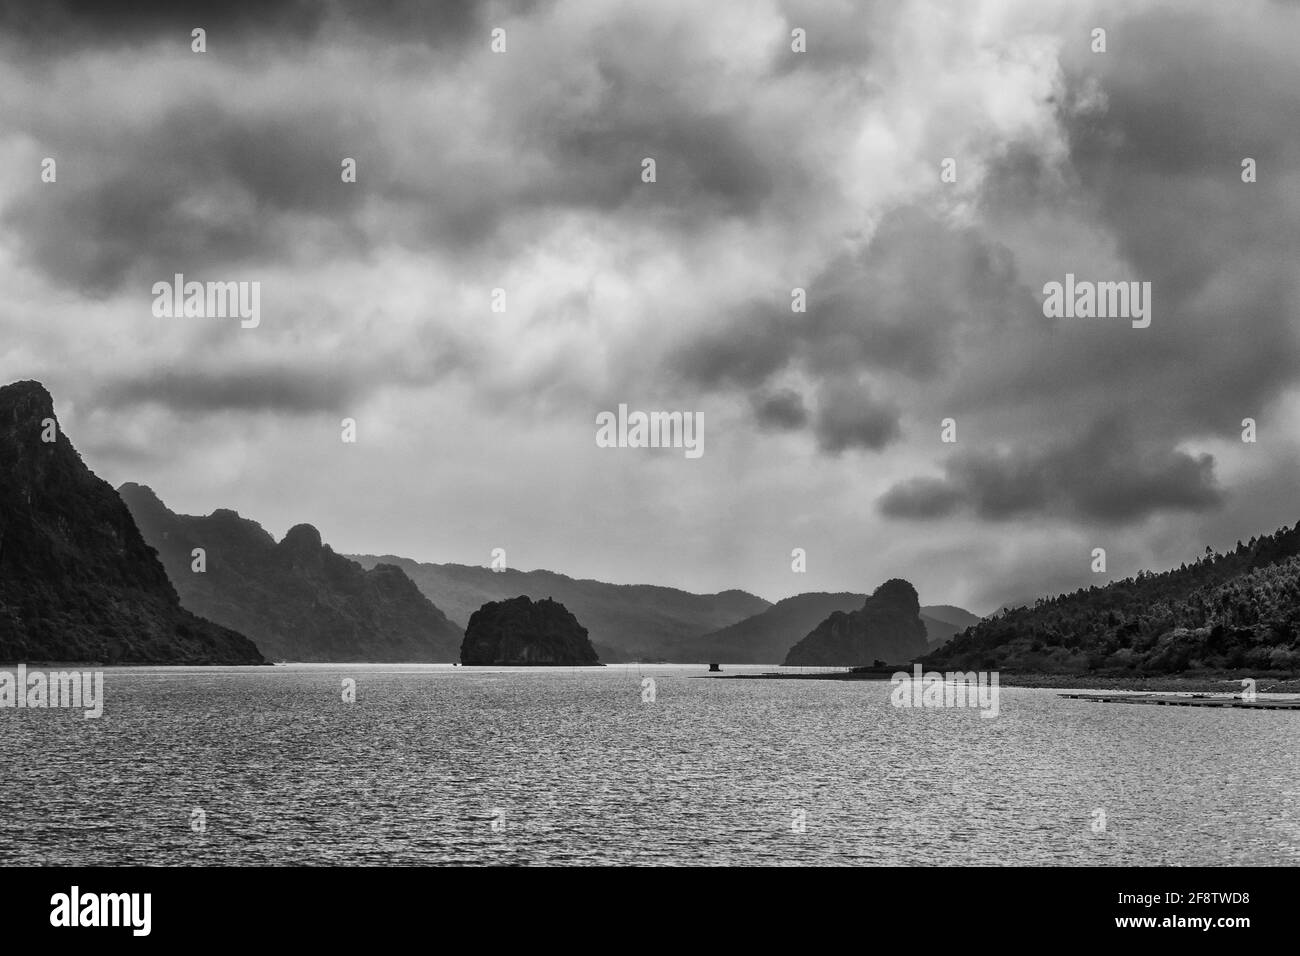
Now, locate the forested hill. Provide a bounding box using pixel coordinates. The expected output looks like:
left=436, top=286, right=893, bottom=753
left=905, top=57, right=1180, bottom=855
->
left=924, top=523, right=1300, bottom=674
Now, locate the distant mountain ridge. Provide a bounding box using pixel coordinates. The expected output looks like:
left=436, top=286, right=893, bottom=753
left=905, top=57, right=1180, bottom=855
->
left=0, top=381, right=972, bottom=669
left=0, top=381, right=263, bottom=665
left=671, top=593, right=980, bottom=663
left=121, top=485, right=462, bottom=661
left=348, top=554, right=770, bottom=662
left=919, top=605, right=984, bottom=643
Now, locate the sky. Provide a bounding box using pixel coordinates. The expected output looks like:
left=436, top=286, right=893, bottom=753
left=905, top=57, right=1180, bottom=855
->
left=2, top=0, right=1298, bottom=615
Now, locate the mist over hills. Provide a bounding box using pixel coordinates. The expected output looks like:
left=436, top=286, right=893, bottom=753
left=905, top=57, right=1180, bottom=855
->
left=16, top=370, right=1290, bottom=679
left=348, top=554, right=770, bottom=662
left=920, top=605, right=984, bottom=639
left=121, top=485, right=463, bottom=662
left=0, top=382, right=263, bottom=665
left=668, top=592, right=980, bottom=663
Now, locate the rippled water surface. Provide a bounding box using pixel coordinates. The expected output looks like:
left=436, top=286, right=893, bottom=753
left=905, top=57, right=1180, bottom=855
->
left=1, top=664, right=1296, bottom=865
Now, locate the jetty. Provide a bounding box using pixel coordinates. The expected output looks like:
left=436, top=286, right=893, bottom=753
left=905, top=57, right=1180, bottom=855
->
left=1060, top=693, right=1300, bottom=710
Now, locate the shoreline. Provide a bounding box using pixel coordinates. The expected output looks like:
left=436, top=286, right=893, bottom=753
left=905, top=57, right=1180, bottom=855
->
left=976, top=673, right=1300, bottom=693
left=699, top=669, right=1300, bottom=693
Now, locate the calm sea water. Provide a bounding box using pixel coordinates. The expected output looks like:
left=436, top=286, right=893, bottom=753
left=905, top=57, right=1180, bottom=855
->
left=1, top=664, right=1296, bottom=865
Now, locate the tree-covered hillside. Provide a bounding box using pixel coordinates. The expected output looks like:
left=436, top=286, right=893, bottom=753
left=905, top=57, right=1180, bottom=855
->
left=925, top=524, right=1300, bottom=674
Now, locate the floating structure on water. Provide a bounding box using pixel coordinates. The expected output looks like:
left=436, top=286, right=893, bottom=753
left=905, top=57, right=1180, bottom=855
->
left=1061, top=693, right=1300, bottom=710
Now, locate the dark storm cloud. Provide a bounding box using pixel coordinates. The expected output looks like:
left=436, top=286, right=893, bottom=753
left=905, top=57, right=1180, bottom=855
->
left=807, top=212, right=1027, bottom=380
left=3, top=3, right=797, bottom=295
left=879, top=417, right=1225, bottom=524
left=545, top=108, right=779, bottom=220
left=976, top=142, right=1065, bottom=213
left=4, top=100, right=373, bottom=295
left=1066, top=12, right=1300, bottom=178
left=388, top=98, right=788, bottom=263
left=1059, top=15, right=1300, bottom=297
left=0, top=0, right=540, bottom=51
left=889, top=0, right=1300, bottom=545
left=752, top=388, right=808, bottom=430
left=675, top=301, right=791, bottom=390
left=1059, top=12, right=1300, bottom=425
left=92, top=329, right=471, bottom=417
left=811, top=378, right=901, bottom=454
left=99, top=367, right=361, bottom=415
left=876, top=477, right=965, bottom=521
left=770, top=0, right=879, bottom=76
left=679, top=207, right=1027, bottom=387
left=674, top=206, right=1029, bottom=447
left=0, top=0, right=327, bottom=51
left=492, top=23, right=805, bottom=230
left=965, top=3, right=1300, bottom=427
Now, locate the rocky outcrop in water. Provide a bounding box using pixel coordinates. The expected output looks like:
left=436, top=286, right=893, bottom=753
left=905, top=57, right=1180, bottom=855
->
left=783, top=579, right=930, bottom=666
left=0, top=381, right=264, bottom=664
left=460, top=596, right=600, bottom=665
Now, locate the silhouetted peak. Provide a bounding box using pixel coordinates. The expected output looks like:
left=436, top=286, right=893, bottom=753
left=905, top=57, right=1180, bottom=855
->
left=0, top=380, right=57, bottom=428
left=0, top=379, right=53, bottom=404
left=281, top=523, right=323, bottom=551
left=118, top=481, right=165, bottom=510
left=123, top=493, right=463, bottom=662
left=867, top=578, right=920, bottom=614
left=0, top=381, right=264, bottom=665
left=785, top=579, right=928, bottom=666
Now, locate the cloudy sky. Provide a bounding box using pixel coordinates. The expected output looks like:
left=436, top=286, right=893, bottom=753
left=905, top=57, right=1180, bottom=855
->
left=2, top=0, right=1298, bottom=614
